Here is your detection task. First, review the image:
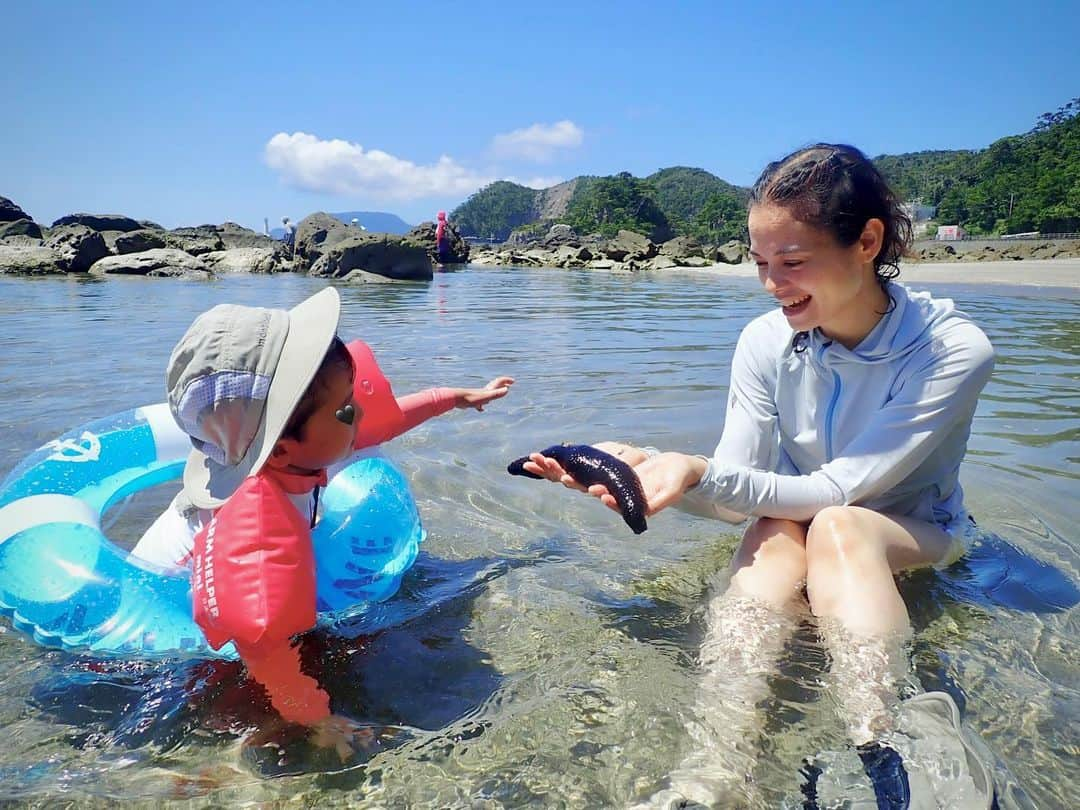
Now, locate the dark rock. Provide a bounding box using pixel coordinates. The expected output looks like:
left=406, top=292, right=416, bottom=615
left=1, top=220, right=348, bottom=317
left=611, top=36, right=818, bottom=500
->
left=44, top=224, right=109, bottom=272
left=165, top=226, right=225, bottom=255
left=51, top=213, right=143, bottom=232
left=404, top=221, right=470, bottom=264
left=295, top=213, right=351, bottom=266
left=218, top=222, right=281, bottom=251
left=659, top=235, right=708, bottom=259
left=0, top=197, right=31, bottom=224
left=89, top=248, right=211, bottom=277
left=716, top=239, right=748, bottom=265
left=0, top=244, right=62, bottom=274
left=113, top=228, right=168, bottom=254
left=603, top=230, right=657, bottom=262
left=313, top=234, right=433, bottom=281
left=0, top=218, right=43, bottom=240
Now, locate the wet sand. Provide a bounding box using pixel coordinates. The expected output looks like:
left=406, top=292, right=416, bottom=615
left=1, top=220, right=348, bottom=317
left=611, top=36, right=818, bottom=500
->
left=693, top=258, right=1080, bottom=289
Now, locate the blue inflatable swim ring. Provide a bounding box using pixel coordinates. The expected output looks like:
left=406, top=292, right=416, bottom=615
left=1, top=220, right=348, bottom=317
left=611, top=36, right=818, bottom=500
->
left=0, top=404, right=425, bottom=659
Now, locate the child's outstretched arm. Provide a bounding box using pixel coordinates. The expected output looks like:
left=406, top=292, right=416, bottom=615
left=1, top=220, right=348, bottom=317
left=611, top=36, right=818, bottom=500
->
left=390, top=376, right=514, bottom=437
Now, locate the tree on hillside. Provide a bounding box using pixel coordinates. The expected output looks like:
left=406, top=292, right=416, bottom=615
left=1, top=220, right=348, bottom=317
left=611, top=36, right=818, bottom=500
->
left=934, top=100, right=1080, bottom=234
left=647, top=167, right=750, bottom=235
left=450, top=181, right=539, bottom=240
left=564, top=172, right=673, bottom=241
left=689, top=189, right=747, bottom=244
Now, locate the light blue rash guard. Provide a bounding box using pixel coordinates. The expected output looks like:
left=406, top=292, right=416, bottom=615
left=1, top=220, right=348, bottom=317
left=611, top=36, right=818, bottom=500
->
left=679, top=282, right=995, bottom=527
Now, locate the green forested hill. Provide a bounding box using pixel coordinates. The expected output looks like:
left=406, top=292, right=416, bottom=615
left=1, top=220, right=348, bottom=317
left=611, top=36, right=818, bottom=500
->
left=449, top=97, right=1079, bottom=240
left=934, top=100, right=1079, bottom=234
left=875, top=98, right=1079, bottom=234
left=873, top=150, right=976, bottom=207
left=451, top=181, right=540, bottom=240
left=647, top=167, right=749, bottom=226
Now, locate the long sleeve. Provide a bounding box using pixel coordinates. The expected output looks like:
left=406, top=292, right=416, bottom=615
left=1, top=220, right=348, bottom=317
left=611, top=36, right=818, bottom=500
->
left=676, top=322, right=781, bottom=522
left=239, top=640, right=332, bottom=726
left=393, top=388, right=458, bottom=436
left=694, top=328, right=994, bottom=522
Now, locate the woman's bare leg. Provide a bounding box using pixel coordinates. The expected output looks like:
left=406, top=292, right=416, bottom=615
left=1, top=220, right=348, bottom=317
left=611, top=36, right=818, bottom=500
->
left=804, top=506, right=955, bottom=743
left=659, top=518, right=809, bottom=805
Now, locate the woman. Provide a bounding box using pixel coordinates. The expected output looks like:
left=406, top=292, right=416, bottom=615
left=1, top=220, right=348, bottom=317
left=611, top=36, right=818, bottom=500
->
left=527, top=144, right=995, bottom=806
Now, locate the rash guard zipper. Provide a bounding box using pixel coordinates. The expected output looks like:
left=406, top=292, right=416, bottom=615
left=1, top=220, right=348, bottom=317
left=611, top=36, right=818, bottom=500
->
left=825, top=369, right=842, bottom=461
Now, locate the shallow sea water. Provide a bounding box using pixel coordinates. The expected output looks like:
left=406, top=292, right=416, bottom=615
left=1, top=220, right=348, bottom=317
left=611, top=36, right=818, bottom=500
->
left=0, top=267, right=1076, bottom=808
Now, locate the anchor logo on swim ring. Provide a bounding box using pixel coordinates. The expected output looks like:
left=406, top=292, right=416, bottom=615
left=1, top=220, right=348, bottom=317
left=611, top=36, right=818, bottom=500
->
left=44, top=431, right=102, bottom=463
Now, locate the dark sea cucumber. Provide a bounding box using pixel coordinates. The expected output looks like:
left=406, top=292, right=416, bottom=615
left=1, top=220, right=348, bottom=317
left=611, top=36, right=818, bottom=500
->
left=507, top=444, right=648, bottom=534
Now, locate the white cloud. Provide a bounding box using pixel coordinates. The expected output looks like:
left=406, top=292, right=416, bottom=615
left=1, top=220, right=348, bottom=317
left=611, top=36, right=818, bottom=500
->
left=264, top=132, right=495, bottom=201
left=490, top=120, right=584, bottom=162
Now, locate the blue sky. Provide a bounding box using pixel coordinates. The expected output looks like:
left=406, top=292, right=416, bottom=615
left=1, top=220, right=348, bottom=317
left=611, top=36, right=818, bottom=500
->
left=3, top=0, right=1077, bottom=231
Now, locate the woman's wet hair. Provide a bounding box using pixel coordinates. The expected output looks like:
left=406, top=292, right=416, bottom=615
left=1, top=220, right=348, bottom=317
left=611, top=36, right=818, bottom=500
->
left=281, top=336, right=353, bottom=441
left=750, top=143, right=912, bottom=289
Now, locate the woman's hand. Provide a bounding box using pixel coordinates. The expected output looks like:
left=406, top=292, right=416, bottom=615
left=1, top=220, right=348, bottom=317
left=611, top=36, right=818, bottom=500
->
left=524, top=447, right=707, bottom=516
left=521, top=441, right=647, bottom=490
left=453, top=376, right=515, bottom=411
left=627, top=452, right=709, bottom=514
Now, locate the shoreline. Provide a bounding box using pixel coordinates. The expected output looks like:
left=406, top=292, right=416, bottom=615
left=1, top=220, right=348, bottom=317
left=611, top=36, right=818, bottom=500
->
left=680, top=258, right=1080, bottom=289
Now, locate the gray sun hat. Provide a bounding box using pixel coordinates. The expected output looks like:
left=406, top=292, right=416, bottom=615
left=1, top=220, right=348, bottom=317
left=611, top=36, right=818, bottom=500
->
left=167, top=286, right=341, bottom=509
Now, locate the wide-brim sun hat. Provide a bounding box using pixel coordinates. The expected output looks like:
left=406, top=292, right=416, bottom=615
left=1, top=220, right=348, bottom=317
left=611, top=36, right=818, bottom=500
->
left=176, top=287, right=341, bottom=509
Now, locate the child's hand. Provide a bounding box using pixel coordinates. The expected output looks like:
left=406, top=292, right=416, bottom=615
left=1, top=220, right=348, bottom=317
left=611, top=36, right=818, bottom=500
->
left=310, top=714, right=377, bottom=762
left=454, top=376, right=515, bottom=411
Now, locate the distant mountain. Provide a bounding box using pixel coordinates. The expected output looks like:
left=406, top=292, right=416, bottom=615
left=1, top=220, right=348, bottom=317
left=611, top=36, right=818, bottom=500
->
left=331, top=211, right=413, bottom=234
left=450, top=168, right=751, bottom=243
left=267, top=210, right=414, bottom=239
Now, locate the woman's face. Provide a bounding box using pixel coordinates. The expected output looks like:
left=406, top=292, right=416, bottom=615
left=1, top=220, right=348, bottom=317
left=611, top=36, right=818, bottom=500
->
left=748, top=203, right=886, bottom=348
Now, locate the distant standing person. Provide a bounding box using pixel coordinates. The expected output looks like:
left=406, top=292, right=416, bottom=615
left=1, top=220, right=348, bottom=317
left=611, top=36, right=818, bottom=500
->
left=282, top=216, right=296, bottom=254
left=435, top=210, right=451, bottom=264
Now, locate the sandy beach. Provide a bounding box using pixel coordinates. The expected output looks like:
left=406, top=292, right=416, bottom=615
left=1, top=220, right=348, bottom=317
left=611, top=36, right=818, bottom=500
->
left=692, top=258, right=1080, bottom=289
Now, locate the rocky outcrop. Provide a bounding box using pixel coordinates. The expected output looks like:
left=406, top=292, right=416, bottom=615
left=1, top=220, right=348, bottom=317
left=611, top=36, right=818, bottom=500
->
left=310, top=234, right=433, bottom=281
left=908, top=238, right=1080, bottom=262
left=469, top=230, right=753, bottom=273
left=89, top=249, right=211, bottom=278
left=51, top=213, right=143, bottom=232
left=203, top=247, right=283, bottom=274
left=295, top=212, right=352, bottom=265
left=1, top=197, right=31, bottom=224
left=716, top=239, right=748, bottom=265
left=405, top=221, right=470, bottom=264
left=164, top=226, right=226, bottom=255
left=111, top=228, right=168, bottom=254
left=218, top=222, right=281, bottom=251
left=44, top=224, right=109, bottom=272
left=0, top=218, right=43, bottom=240
left=0, top=244, right=64, bottom=275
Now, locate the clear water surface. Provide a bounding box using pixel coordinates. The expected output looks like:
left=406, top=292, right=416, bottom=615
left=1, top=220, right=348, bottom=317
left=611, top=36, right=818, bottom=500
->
left=0, top=267, right=1076, bottom=808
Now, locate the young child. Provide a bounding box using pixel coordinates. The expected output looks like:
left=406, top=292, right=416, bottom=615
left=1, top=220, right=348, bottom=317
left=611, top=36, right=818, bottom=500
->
left=132, top=287, right=512, bottom=754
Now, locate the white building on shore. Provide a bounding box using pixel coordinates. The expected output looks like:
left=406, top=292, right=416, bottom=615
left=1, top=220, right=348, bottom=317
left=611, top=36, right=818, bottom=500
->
left=936, top=224, right=967, bottom=241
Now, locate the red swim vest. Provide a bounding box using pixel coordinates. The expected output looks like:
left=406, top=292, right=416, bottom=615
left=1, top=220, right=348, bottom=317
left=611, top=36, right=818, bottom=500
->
left=192, top=472, right=316, bottom=651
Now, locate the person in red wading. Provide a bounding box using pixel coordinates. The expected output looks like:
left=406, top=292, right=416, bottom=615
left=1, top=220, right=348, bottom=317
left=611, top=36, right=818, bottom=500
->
left=140, top=287, right=512, bottom=757
left=435, top=210, right=452, bottom=264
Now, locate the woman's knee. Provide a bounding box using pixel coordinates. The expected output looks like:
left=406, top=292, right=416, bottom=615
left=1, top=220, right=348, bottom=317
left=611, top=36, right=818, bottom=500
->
left=806, top=506, right=885, bottom=567
left=733, top=517, right=808, bottom=575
